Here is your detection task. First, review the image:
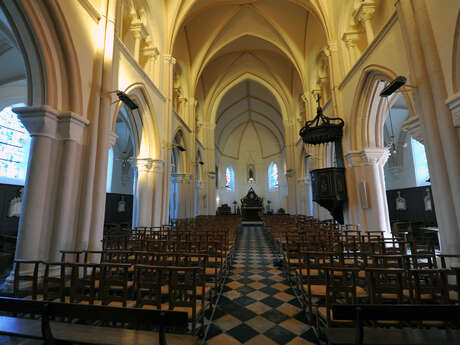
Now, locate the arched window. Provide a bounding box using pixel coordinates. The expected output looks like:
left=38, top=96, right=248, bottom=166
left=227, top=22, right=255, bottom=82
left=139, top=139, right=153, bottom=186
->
left=0, top=105, right=30, bottom=185
left=411, top=138, right=430, bottom=186
left=225, top=166, right=234, bottom=191
left=268, top=162, right=279, bottom=189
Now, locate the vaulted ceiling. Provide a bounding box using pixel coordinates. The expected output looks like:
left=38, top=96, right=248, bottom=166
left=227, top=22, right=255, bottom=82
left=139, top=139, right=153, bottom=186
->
left=215, top=80, right=284, bottom=159
left=171, top=0, right=328, bottom=124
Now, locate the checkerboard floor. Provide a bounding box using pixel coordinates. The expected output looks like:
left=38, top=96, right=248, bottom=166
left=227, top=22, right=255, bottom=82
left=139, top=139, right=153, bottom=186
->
left=203, top=226, right=319, bottom=345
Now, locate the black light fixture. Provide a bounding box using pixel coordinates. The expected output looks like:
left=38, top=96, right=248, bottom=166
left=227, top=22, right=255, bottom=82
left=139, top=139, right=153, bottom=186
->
left=116, top=90, right=138, bottom=110
left=379, top=76, right=407, bottom=97
left=173, top=144, right=186, bottom=152
left=199, top=161, right=204, bottom=165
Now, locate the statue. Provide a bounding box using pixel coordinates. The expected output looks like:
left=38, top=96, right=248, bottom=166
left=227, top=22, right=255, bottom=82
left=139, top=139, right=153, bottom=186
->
left=8, top=188, right=24, bottom=218
left=395, top=191, right=407, bottom=211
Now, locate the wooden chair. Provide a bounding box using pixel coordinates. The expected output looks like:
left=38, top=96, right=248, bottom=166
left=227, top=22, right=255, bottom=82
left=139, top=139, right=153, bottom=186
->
left=100, top=263, right=131, bottom=307
left=69, top=263, right=101, bottom=304
left=13, top=260, right=41, bottom=300
left=167, top=266, right=202, bottom=334
left=317, top=267, right=366, bottom=334
left=134, top=264, right=163, bottom=309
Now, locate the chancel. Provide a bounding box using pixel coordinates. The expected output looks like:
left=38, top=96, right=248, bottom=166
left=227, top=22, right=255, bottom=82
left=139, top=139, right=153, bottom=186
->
left=0, top=1, right=459, bottom=344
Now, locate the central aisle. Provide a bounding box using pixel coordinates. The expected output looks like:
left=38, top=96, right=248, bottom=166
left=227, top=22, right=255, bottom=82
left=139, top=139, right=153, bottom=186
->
left=204, top=226, right=318, bottom=345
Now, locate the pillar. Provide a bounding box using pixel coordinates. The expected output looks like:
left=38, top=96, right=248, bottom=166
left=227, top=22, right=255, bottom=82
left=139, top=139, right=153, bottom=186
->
left=14, top=106, right=59, bottom=262
left=161, top=55, right=176, bottom=224
left=152, top=159, right=164, bottom=227
left=131, top=158, right=154, bottom=227
left=396, top=0, right=460, bottom=253
left=345, top=148, right=390, bottom=234
left=49, top=112, right=89, bottom=260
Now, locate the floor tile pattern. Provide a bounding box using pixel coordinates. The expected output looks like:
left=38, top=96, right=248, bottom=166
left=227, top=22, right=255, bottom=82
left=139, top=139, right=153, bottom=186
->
left=204, top=226, right=319, bottom=345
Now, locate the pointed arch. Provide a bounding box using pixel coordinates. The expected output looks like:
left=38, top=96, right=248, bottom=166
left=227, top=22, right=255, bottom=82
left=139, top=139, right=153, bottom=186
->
left=349, top=65, right=416, bottom=151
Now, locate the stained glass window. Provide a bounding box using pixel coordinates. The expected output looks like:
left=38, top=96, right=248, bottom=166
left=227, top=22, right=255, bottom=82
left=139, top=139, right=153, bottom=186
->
left=268, top=162, right=279, bottom=189
left=225, top=166, right=234, bottom=191
left=0, top=105, right=30, bottom=185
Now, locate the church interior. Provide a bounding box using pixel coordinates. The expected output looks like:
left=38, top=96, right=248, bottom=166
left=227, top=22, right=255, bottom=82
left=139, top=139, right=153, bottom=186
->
left=0, top=0, right=459, bottom=344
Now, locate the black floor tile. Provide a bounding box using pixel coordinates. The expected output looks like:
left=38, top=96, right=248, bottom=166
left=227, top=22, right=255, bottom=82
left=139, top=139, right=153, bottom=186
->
left=226, top=324, right=259, bottom=343
left=264, top=325, right=296, bottom=344
left=261, top=309, right=289, bottom=324
left=234, top=295, right=256, bottom=306
left=260, top=296, right=284, bottom=308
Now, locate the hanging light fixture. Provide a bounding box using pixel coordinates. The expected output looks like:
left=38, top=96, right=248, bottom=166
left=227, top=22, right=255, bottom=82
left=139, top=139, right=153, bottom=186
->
left=384, top=97, right=397, bottom=155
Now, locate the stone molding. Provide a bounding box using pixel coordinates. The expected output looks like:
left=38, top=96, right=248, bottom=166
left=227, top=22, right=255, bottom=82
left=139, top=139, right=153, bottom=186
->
left=107, top=131, right=118, bottom=147
left=14, top=106, right=59, bottom=140
left=446, top=92, right=460, bottom=128
left=172, top=173, right=190, bottom=183
left=345, top=147, right=390, bottom=167
left=130, top=157, right=154, bottom=172
left=353, top=1, right=377, bottom=24
left=58, top=112, right=89, bottom=143
left=164, top=55, right=176, bottom=65
left=14, top=106, right=89, bottom=144
left=151, top=159, right=164, bottom=175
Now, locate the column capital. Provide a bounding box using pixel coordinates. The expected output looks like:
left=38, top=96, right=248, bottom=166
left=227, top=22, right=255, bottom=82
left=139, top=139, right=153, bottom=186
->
left=172, top=173, right=187, bottom=183
left=342, top=31, right=362, bottom=47
left=107, top=131, right=118, bottom=148
left=58, top=112, right=89, bottom=143
left=345, top=147, right=390, bottom=167
left=285, top=169, right=296, bottom=177
left=164, top=55, right=176, bottom=65
left=446, top=92, right=460, bottom=129
left=14, top=105, right=59, bottom=139
left=402, top=115, right=424, bottom=144
left=353, top=1, right=376, bottom=23
left=152, top=159, right=164, bottom=175
left=130, top=157, right=154, bottom=172
left=327, top=41, right=337, bottom=53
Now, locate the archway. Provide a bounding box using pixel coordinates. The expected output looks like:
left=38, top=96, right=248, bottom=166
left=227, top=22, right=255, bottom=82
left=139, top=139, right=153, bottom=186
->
left=105, top=107, right=138, bottom=230
left=0, top=7, right=28, bottom=271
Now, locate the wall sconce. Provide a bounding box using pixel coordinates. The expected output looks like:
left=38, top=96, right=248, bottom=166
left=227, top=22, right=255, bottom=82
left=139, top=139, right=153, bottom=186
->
left=173, top=144, right=186, bottom=152
left=199, top=161, right=204, bottom=165
left=108, top=90, right=139, bottom=110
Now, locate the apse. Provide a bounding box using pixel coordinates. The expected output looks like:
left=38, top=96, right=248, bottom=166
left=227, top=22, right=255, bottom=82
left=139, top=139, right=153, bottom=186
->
left=215, top=80, right=287, bottom=212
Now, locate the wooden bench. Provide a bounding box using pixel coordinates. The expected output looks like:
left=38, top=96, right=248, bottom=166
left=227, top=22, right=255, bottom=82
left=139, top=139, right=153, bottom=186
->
left=329, top=304, right=460, bottom=345
left=0, top=297, right=197, bottom=345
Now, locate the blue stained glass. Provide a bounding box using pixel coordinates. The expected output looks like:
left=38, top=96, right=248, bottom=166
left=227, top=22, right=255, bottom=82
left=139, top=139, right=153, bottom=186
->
left=225, top=166, right=234, bottom=191
left=268, top=162, right=279, bottom=189
left=0, top=105, right=30, bottom=184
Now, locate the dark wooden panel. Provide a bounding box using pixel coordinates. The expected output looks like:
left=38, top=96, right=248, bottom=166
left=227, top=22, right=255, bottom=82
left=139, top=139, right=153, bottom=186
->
left=386, top=186, right=437, bottom=226
left=0, top=183, right=23, bottom=236
left=104, top=193, right=133, bottom=226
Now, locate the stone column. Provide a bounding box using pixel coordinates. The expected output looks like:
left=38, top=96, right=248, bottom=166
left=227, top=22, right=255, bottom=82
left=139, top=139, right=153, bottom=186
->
left=49, top=112, right=89, bottom=261
left=342, top=31, right=361, bottom=69
left=345, top=148, right=390, bottom=234
left=353, top=1, right=376, bottom=45
left=162, top=55, right=176, bottom=224
left=396, top=0, right=460, bottom=253
left=13, top=106, right=59, bottom=262
left=286, top=169, right=297, bottom=215
left=131, top=158, right=154, bottom=227
left=151, top=159, right=164, bottom=227
left=171, top=173, right=187, bottom=219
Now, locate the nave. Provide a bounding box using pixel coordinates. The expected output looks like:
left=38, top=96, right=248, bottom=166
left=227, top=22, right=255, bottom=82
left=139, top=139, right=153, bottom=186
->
left=204, top=226, right=317, bottom=345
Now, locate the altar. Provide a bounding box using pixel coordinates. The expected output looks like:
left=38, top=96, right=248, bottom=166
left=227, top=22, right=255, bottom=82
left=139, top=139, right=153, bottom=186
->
left=241, top=188, right=264, bottom=223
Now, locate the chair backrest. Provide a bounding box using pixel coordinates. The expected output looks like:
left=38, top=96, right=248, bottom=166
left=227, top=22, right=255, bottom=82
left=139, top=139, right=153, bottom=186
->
left=365, top=268, right=405, bottom=304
